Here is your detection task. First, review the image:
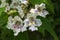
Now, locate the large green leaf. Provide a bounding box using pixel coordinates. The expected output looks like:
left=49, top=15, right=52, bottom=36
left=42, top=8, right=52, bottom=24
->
left=38, top=17, right=59, bottom=40
left=0, top=13, right=8, bottom=28
left=0, top=7, right=5, bottom=15
left=1, top=28, right=14, bottom=40
left=0, top=27, right=29, bottom=40
left=14, top=31, right=29, bottom=40
left=43, top=0, right=54, bottom=13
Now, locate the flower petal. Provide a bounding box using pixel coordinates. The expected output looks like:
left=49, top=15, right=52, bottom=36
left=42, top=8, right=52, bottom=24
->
left=29, top=26, right=38, bottom=31
left=14, top=16, right=23, bottom=23
left=39, top=3, right=46, bottom=10
left=35, top=19, right=42, bottom=26
left=21, top=27, right=27, bottom=32
left=24, top=19, right=29, bottom=27
left=38, top=10, right=48, bottom=18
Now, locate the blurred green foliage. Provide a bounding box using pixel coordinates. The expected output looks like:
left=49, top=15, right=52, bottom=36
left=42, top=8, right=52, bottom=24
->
left=0, top=0, right=60, bottom=40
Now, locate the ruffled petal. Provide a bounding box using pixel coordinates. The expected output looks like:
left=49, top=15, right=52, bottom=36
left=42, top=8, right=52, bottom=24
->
left=29, top=26, right=38, bottom=31
left=35, top=19, right=42, bottom=26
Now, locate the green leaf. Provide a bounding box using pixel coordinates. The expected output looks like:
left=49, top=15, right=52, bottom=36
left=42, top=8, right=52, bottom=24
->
left=38, top=17, right=59, bottom=40
left=44, top=19, right=58, bottom=40
left=30, top=0, right=43, bottom=6
left=43, top=0, right=54, bottom=13
left=1, top=27, right=29, bottom=40
left=1, top=28, right=14, bottom=40
left=0, top=13, right=8, bottom=28
left=38, top=24, right=45, bottom=36
left=14, top=31, right=29, bottom=40
left=0, top=7, right=5, bottom=15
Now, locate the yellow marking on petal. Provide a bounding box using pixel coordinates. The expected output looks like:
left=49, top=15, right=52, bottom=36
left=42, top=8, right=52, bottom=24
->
left=32, top=22, right=35, bottom=24
left=7, top=10, right=17, bottom=15
left=37, top=11, right=42, bottom=14
left=29, top=22, right=35, bottom=26
left=29, top=22, right=32, bottom=26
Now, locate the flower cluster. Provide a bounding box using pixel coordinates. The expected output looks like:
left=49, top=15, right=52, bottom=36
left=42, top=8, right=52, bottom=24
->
left=0, top=0, right=48, bottom=36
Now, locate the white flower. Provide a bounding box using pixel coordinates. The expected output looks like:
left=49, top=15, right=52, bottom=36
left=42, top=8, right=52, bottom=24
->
left=38, top=10, right=48, bottom=18
left=35, top=3, right=46, bottom=10
left=24, top=18, right=42, bottom=31
left=5, top=2, right=48, bottom=36
left=29, top=26, right=38, bottom=31
left=30, top=8, right=38, bottom=14
left=28, top=19, right=42, bottom=31
left=39, top=3, right=46, bottom=9
left=24, top=19, right=29, bottom=28
left=24, top=14, right=42, bottom=31
left=10, top=2, right=24, bottom=18
left=6, top=16, right=15, bottom=29
left=7, top=16, right=27, bottom=36
left=35, top=3, right=48, bottom=18
left=10, top=2, right=19, bottom=8
left=17, top=6, right=24, bottom=18
left=30, top=3, right=48, bottom=18
left=10, top=0, right=22, bottom=8
left=29, top=8, right=38, bottom=17
left=5, top=3, right=10, bottom=12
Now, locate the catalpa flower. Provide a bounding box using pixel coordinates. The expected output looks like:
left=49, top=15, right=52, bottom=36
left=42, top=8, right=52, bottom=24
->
left=24, top=13, right=42, bottom=31
left=10, top=0, right=20, bottom=8
left=10, top=1, right=25, bottom=18
left=17, top=6, right=25, bottom=18
left=5, top=3, right=10, bottom=12
left=30, top=3, right=48, bottom=18
left=7, top=16, right=27, bottom=36
left=10, top=0, right=28, bottom=8
left=30, top=8, right=38, bottom=14
left=35, top=3, right=46, bottom=10
left=6, top=2, right=49, bottom=36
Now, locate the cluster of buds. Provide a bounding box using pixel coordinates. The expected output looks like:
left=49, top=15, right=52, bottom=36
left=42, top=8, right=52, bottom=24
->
left=0, top=0, right=48, bottom=36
